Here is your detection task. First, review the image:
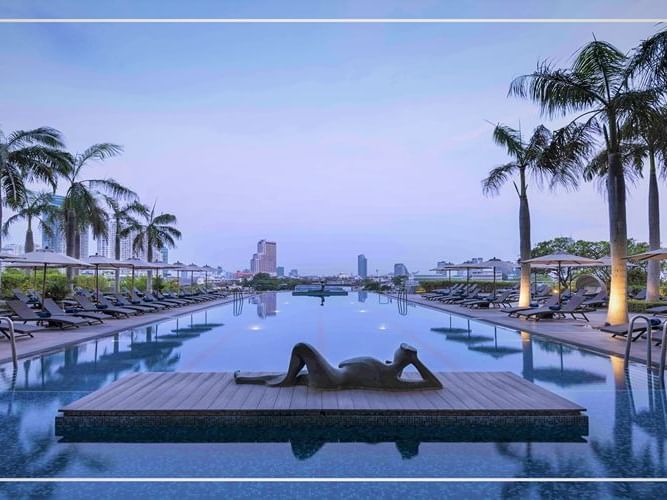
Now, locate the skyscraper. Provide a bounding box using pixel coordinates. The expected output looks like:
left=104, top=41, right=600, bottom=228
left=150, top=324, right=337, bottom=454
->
left=276, top=266, right=285, bottom=277
left=357, top=254, right=367, bottom=278
left=394, top=263, right=409, bottom=277
left=41, top=194, right=65, bottom=253
left=250, top=239, right=277, bottom=275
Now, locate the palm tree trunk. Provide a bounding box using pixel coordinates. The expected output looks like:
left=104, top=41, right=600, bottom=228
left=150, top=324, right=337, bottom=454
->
left=518, top=168, right=532, bottom=307
left=65, top=209, right=77, bottom=284
left=606, top=147, right=629, bottom=325
left=24, top=218, right=34, bottom=253
left=647, top=150, right=661, bottom=302
left=114, top=221, right=121, bottom=293
left=146, top=244, right=153, bottom=292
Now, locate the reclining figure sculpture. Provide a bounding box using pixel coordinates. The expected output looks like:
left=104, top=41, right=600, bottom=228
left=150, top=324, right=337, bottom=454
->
left=234, top=342, right=443, bottom=390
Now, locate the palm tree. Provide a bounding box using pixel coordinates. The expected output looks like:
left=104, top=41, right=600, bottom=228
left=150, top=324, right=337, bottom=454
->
left=482, top=124, right=582, bottom=307
left=584, top=105, right=667, bottom=302
left=60, top=143, right=134, bottom=264
left=2, top=192, right=59, bottom=252
left=124, top=202, right=181, bottom=291
left=510, top=39, right=664, bottom=324
left=0, top=127, right=68, bottom=250
left=105, top=197, right=148, bottom=291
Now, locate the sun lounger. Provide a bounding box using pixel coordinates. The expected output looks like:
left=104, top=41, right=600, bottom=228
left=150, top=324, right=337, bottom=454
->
left=515, top=295, right=591, bottom=321
left=599, top=318, right=662, bottom=341
left=0, top=322, right=45, bottom=340
left=583, top=291, right=608, bottom=308
left=74, top=295, right=135, bottom=317
left=42, top=298, right=105, bottom=325
left=102, top=295, right=153, bottom=313
left=131, top=290, right=173, bottom=308
left=5, top=300, right=89, bottom=329
left=116, top=293, right=164, bottom=311
left=462, top=290, right=513, bottom=309
left=503, top=295, right=559, bottom=317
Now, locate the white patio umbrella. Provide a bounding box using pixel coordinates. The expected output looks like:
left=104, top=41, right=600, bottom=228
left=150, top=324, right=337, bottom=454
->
left=441, top=262, right=488, bottom=294
left=182, top=263, right=204, bottom=290
left=523, top=253, right=602, bottom=303
left=626, top=248, right=667, bottom=262
left=119, top=257, right=161, bottom=290
left=83, top=254, right=131, bottom=301
left=477, top=258, right=515, bottom=296
left=11, top=249, right=90, bottom=306
left=201, top=265, right=216, bottom=288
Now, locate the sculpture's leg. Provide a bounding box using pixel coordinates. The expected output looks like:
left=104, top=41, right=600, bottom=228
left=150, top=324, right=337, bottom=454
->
left=268, top=342, right=340, bottom=388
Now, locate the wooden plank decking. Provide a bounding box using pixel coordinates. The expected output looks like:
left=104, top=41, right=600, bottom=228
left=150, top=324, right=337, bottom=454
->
left=56, top=371, right=587, bottom=441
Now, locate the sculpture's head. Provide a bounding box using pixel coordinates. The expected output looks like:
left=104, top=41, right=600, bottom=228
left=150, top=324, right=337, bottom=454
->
left=393, top=343, right=418, bottom=366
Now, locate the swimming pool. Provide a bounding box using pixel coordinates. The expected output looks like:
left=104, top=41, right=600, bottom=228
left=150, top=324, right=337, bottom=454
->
left=1, top=291, right=666, bottom=497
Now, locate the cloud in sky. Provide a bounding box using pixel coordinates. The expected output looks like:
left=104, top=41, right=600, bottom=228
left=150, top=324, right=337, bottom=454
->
left=0, top=1, right=664, bottom=274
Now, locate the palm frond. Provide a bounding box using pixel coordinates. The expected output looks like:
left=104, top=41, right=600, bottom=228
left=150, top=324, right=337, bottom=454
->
left=75, top=143, right=123, bottom=166
left=482, top=162, right=518, bottom=196
left=509, top=62, right=602, bottom=118
left=491, top=124, right=523, bottom=159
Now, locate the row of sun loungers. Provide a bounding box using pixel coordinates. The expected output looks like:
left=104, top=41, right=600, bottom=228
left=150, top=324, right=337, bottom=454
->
left=0, top=287, right=230, bottom=339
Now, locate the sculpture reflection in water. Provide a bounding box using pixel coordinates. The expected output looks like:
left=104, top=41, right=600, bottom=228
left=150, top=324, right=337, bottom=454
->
left=235, top=342, right=443, bottom=389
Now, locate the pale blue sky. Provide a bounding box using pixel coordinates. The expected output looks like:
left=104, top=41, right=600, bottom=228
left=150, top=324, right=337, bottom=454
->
left=0, top=2, right=665, bottom=274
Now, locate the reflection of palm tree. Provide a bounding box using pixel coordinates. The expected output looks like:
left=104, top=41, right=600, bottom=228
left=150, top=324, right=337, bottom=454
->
left=591, top=359, right=667, bottom=494
left=496, top=442, right=599, bottom=498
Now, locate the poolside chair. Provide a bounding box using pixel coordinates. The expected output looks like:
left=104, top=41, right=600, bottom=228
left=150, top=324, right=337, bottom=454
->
left=42, top=298, right=106, bottom=325
left=12, top=289, right=39, bottom=305
left=74, top=295, right=135, bottom=318
left=632, top=288, right=647, bottom=300
left=0, top=322, right=45, bottom=340
left=440, top=285, right=481, bottom=304
left=117, top=293, right=165, bottom=311
left=5, top=300, right=90, bottom=329
left=101, top=295, right=152, bottom=313
left=583, top=291, right=608, bottom=309
left=152, top=291, right=188, bottom=306
left=515, top=295, right=592, bottom=321
left=599, top=318, right=662, bottom=342
left=463, top=289, right=514, bottom=309
left=503, top=295, right=560, bottom=317
left=132, top=290, right=174, bottom=308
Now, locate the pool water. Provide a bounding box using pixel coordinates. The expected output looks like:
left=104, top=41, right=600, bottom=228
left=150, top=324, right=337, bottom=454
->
left=1, top=291, right=667, bottom=497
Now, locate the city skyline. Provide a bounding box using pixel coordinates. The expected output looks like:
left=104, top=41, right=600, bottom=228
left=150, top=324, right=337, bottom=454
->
left=1, top=2, right=665, bottom=274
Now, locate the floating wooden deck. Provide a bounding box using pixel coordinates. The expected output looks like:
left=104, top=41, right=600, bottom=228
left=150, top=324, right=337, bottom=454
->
left=56, top=371, right=588, bottom=441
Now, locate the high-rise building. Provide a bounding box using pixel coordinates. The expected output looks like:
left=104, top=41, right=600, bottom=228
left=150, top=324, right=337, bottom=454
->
left=394, top=263, right=409, bottom=277
left=289, top=269, right=298, bottom=277
left=79, top=228, right=89, bottom=259
left=357, top=254, right=367, bottom=278
left=276, top=266, right=285, bottom=277
left=41, top=194, right=65, bottom=253
left=250, top=239, right=277, bottom=275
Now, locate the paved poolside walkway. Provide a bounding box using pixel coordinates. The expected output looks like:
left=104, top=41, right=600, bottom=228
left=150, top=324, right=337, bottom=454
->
left=0, top=295, right=246, bottom=365
left=404, top=294, right=666, bottom=370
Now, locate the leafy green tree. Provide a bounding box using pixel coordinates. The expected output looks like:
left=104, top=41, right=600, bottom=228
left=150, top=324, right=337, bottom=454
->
left=510, top=38, right=664, bottom=324
left=0, top=127, right=68, bottom=250
left=2, top=191, right=59, bottom=252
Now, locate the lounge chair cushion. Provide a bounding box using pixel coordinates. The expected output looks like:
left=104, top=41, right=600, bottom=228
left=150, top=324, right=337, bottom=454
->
left=651, top=318, right=662, bottom=326
left=548, top=305, right=561, bottom=311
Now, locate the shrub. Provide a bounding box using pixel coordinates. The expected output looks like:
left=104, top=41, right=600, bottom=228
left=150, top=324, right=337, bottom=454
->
left=628, top=300, right=665, bottom=313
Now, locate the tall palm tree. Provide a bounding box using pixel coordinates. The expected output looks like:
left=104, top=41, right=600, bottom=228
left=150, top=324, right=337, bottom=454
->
left=124, top=202, right=181, bottom=291
left=482, top=124, right=583, bottom=307
left=584, top=105, right=667, bottom=302
left=60, top=143, right=134, bottom=263
left=105, top=197, right=148, bottom=291
left=2, top=192, right=59, bottom=252
left=0, top=127, right=68, bottom=250
left=510, top=39, right=663, bottom=324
